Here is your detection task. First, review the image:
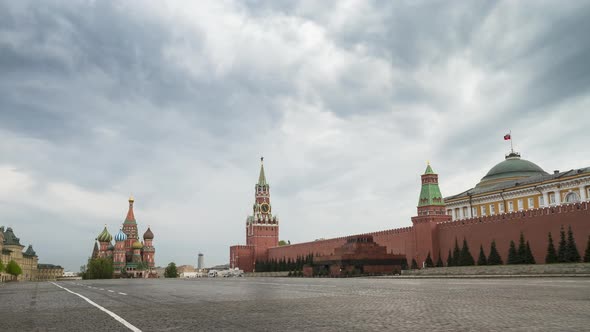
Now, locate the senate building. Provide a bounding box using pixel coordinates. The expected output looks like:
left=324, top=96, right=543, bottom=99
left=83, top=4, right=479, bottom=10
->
left=230, top=148, right=590, bottom=272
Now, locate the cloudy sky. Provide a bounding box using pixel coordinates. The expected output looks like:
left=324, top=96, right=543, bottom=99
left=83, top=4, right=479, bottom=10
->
left=1, top=1, right=589, bottom=271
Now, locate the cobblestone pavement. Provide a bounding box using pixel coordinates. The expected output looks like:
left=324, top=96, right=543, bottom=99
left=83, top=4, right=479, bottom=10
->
left=1, top=277, right=589, bottom=331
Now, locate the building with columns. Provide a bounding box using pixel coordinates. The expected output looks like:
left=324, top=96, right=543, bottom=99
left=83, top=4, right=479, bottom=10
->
left=91, top=196, right=157, bottom=278
left=445, top=151, right=590, bottom=221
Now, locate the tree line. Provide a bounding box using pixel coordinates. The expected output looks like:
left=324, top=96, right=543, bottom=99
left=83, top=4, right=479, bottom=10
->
left=255, top=254, right=314, bottom=272
left=418, top=225, right=589, bottom=269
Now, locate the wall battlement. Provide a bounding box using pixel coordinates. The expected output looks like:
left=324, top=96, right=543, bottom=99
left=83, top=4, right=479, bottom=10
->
left=438, top=202, right=589, bottom=229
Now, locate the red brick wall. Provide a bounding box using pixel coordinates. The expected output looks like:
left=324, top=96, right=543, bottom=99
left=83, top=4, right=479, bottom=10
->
left=268, top=227, right=415, bottom=262
left=230, top=245, right=254, bottom=272
left=437, top=202, right=590, bottom=265
left=246, top=224, right=278, bottom=262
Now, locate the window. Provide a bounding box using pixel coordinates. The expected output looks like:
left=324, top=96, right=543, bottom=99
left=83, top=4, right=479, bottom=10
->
left=481, top=205, right=486, bottom=216
left=565, top=192, right=580, bottom=203
left=508, top=201, right=514, bottom=212
left=517, top=199, right=523, bottom=210
left=549, top=193, right=556, bottom=205
left=499, top=203, right=505, bottom=213
left=447, top=209, right=452, bottom=216
left=472, top=207, right=477, bottom=217
left=490, top=204, right=495, bottom=215
left=528, top=197, right=534, bottom=209
left=463, top=207, right=468, bottom=218
left=539, top=196, right=544, bottom=207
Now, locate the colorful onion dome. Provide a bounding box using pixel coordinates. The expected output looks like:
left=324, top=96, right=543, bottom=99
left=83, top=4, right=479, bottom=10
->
left=114, top=228, right=127, bottom=242
left=143, top=226, right=154, bottom=240
left=97, top=225, right=113, bottom=242
left=132, top=240, right=143, bottom=249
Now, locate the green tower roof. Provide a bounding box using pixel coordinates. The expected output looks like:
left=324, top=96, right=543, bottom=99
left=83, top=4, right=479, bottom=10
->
left=418, top=165, right=445, bottom=207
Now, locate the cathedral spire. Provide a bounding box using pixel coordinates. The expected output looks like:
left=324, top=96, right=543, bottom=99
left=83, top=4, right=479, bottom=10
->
left=125, top=194, right=136, bottom=223
left=258, top=157, right=267, bottom=186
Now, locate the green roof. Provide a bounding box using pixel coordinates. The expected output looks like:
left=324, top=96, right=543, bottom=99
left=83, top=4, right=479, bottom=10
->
left=418, top=165, right=444, bottom=206
left=477, top=153, right=548, bottom=187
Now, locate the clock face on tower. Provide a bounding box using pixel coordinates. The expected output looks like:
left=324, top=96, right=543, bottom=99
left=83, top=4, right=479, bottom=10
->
left=260, top=203, right=270, bottom=213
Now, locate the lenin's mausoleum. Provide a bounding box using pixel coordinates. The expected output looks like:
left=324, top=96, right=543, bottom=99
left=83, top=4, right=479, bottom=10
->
left=230, top=151, right=590, bottom=272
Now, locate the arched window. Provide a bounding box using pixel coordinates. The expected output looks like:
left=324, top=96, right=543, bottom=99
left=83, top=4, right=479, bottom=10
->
left=565, top=191, right=580, bottom=203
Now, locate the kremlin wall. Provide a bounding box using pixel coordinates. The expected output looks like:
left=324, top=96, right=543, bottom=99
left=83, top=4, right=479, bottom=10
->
left=230, top=152, right=590, bottom=272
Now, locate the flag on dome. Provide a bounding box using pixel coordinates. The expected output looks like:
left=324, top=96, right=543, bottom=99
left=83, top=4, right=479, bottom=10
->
left=504, top=133, right=511, bottom=140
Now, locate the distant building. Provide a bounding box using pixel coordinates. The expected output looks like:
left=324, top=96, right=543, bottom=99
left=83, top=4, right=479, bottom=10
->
left=177, top=265, right=196, bottom=275
left=0, top=226, right=39, bottom=282
left=37, top=264, right=64, bottom=281
left=198, top=253, right=204, bottom=270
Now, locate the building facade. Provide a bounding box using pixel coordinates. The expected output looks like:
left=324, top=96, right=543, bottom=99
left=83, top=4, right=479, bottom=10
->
left=230, top=152, right=590, bottom=271
left=91, top=196, right=157, bottom=278
left=37, top=264, right=65, bottom=281
left=0, top=227, right=39, bottom=282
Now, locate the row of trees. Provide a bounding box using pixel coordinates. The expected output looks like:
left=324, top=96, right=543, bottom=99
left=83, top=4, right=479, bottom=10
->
left=0, top=259, right=23, bottom=280
left=418, top=225, right=590, bottom=269
left=255, top=254, right=314, bottom=272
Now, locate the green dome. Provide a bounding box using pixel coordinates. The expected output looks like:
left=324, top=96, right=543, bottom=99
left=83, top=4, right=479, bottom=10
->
left=132, top=241, right=143, bottom=250
left=477, top=153, right=548, bottom=187
left=97, top=226, right=113, bottom=243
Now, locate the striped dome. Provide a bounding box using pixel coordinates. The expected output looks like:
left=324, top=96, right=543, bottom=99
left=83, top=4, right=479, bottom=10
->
left=132, top=240, right=143, bottom=250
left=114, top=229, right=127, bottom=242
left=97, top=226, right=113, bottom=243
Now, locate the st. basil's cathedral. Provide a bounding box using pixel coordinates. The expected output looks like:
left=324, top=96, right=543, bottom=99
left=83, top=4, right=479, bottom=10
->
left=91, top=196, right=156, bottom=278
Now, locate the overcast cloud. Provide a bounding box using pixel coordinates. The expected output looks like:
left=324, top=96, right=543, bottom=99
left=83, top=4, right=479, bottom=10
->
left=1, top=0, right=589, bottom=271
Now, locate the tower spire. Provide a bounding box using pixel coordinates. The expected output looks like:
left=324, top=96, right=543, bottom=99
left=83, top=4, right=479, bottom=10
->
left=124, top=195, right=136, bottom=223
left=258, top=157, right=267, bottom=186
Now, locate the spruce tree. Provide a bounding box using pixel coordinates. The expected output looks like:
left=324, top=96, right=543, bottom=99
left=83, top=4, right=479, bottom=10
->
left=507, top=240, right=519, bottom=265
left=517, top=232, right=527, bottom=264
left=411, top=258, right=418, bottom=270
left=525, top=241, right=536, bottom=264
left=460, top=238, right=475, bottom=266
left=425, top=252, right=434, bottom=268
left=477, top=245, right=487, bottom=265
left=401, top=259, right=409, bottom=270
left=436, top=251, right=444, bottom=267
left=557, top=225, right=567, bottom=263
left=566, top=225, right=581, bottom=262
left=545, top=232, right=558, bottom=264
left=447, top=249, right=453, bottom=267
left=487, top=240, right=503, bottom=265
left=584, top=236, right=590, bottom=263
left=452, top=238, right=461, bottom=266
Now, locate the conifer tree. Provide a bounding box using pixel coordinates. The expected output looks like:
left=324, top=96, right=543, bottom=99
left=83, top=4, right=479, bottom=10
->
left=401, top=259, right=409, bottom=270
left=0, top=259, right=4, bottom=273
left=525, top=241, right=536, bottom=264
left=487, top=240, right=503, bottom=265
left=447, top=249, right=453, bottom=267
left=558, top=225, right=567, bottom=263
left=477, top=245, right=487, bottom=265
left=584, top=236, right=590, bottom=263
left=452, top=238, right=461, bottom=266
left=411, top=258, right=418, bottom=270
left=460, top=238, right=475, bottom=266
left=425, top=252, right=434, bottom=267
left=507, top=240, right=519, bottom=265
left=435, top=251, right=444, bottom=267
left=545, top=232, right=558, bottom=264
left=566, top=225, right=581, bottom=262
left=517, top=232, right=527, bottom=264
